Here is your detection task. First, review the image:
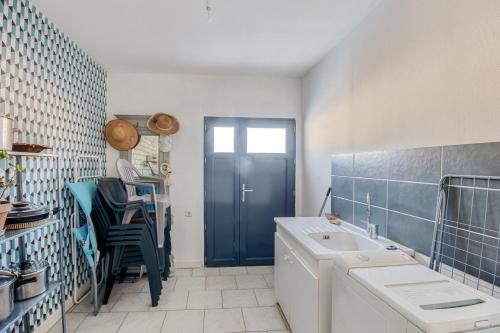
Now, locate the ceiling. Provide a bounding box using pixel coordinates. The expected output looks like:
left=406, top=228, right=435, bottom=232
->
left=34, top=0, right=380, bottom=77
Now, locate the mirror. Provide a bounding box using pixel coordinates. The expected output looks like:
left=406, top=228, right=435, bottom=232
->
left=115, top=114, right=169, bottom=177
left=131, top=135, right=160, bottom=176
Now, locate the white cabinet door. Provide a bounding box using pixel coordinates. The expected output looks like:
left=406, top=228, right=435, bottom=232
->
left=290, top=250, right=319, bottom=333
left=274, top=233, right=293, bottom=321
left=407, top=322, right=424, bottom=333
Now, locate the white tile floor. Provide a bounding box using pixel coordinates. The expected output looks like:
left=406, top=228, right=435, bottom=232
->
left=48, top=266, right=290, bottom=333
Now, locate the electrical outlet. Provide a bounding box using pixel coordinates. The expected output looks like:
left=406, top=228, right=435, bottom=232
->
left=184, top=210, right=192, bottom=218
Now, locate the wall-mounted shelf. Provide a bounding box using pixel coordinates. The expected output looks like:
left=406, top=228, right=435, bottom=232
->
left=0, top=218, right=61, bottom=244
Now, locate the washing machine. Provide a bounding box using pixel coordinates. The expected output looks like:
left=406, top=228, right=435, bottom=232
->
left=331, top=251, right=500, bottom=333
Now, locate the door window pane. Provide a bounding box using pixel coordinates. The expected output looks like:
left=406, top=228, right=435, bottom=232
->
left=247, top=128, right=286, bottom=153
left=214, top=127, right=235, bottom=153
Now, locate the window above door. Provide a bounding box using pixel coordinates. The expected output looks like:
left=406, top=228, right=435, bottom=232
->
left=247, top=127, right=287, bottom=154
left=213, top=126, right=235, bottom=153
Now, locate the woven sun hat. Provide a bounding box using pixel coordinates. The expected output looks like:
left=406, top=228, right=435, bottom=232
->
left=147, top=113, right=180, bottom=135
left=104, top=119, right=140, bottom=151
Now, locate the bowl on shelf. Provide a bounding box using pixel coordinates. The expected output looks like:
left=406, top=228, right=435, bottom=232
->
left=11, top=143, right=50, bottom=153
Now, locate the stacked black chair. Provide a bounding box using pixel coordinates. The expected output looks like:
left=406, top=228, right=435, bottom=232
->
left=103, top=179, right=172, bottom=280
left=91, top=177, right=162, bottom=306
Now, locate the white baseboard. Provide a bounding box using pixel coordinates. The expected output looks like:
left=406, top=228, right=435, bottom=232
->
left=174, top=260, right=203, bottom=269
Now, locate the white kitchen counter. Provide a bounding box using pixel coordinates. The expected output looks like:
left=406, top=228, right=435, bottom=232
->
left=274, top=216, right=415, bottom=260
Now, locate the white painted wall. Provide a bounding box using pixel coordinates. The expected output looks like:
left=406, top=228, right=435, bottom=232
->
left=106, top=73, right=302, bottom=267
left=302, top=0, right=500, bottom=215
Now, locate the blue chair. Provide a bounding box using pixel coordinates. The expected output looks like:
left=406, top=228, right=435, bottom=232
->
left=66, top=181, right=101, bottom=315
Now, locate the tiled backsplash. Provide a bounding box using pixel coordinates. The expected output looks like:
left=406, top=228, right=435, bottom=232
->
left=331, top=142, right=500, bottom=259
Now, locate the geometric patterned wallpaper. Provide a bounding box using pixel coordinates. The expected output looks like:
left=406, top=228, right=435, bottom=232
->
left=0, top=0, right=107, bottom=331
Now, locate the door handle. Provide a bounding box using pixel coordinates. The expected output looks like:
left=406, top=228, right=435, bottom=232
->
left=242, top=183, right=254, bottom=203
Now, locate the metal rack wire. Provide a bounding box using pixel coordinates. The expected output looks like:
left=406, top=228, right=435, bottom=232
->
left=70, top=155, right=104, bottom=305
left=430, top=174, right=500, bottom=299
left=0, top=152, right=66, bottom=333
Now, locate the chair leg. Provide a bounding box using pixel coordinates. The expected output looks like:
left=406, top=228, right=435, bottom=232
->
left=103, top=249, right=118, bottom=304
left=119, top=267, right=128, bottom=283
left=90, top=265, right=100, bottom=315
left=143, top=238, right=162, bottom=291
left=139, top=239, right=161, bottom=306
left=163, top=225, right=172, bottom=280
left=139, top=265, right=145, bottom=279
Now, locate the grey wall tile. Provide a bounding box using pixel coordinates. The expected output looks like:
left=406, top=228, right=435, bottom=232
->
left=445, top=178, right=488, bottom=230
left=480, top=248, right=500, bottom=284
left=481, top=243, right=499, bottom=264
left=465, top=265, right=480, bottom=278
left=387, top=211, right=435, bottom=256
left=353, top=202, right=387, bottom=237
left=331, top=154, right=354, bottom=176
left=388, top=182, right=438, bottom=221
left=354, top=151, right=389, bottom=179
left=485, top=179, right=500, bottom=234
left=456, top=187, right=487, bottom=229
left=330, top=141, right=500, bottom=281
left=467, top=239, right=483, bottom=257
left=442, top=142, right=500, bottom=176
left=479, top=270, right=495, bottom=285
left=331, top=176, right=353, bottom=200
left=354, top=178, right=387, bottom=208
left=481, top=256, right=497, bottom=274
left=444, top=183, right=461, bottom=222
left=496, top=263, right=500, bottom=286
left=388, top=147, right=442, bottom=183
left=332, top=197, right=353, bottom=223
left=453, top=258, right=466, bottom=272
left=441, top=226, right=456, bottom=248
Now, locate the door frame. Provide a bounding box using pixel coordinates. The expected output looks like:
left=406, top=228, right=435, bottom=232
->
left=203, top=116, right=296, bottom=267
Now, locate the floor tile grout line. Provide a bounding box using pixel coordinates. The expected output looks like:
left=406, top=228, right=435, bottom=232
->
left=202, top=307, right=206, bottom=333
left=114, top=311, right=129, bottom=333
left=109, top=292, right=124, bottom=312
left=240, top=307, right=246, bottom=332
left=252, top=288, right=260, bottom=307
left=71, top=312, right=88, bottom=333
left=159, top=309, right=169, bottom=333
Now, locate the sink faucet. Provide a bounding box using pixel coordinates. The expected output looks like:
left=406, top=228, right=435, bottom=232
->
left=365, top=192, right=379, bottom=239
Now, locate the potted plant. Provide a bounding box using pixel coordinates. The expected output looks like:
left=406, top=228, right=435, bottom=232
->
left=0, top=150, right=25, bottom=236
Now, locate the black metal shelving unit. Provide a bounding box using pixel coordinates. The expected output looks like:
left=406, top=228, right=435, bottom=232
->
left=0, top=152, right=66, bottom=333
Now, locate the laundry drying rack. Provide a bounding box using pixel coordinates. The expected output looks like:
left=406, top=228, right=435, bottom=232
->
left=430, top=174, right=500, bottom=298
left=70, top=154, right=104, bottom=305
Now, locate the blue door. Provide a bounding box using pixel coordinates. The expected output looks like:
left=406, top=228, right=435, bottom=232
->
left=204, top=117, right=295, bottom=266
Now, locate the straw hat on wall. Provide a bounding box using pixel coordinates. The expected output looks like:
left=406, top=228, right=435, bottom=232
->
left=104, top=119, right=140, bottom=151
left=147, top=113, right=180, bottom=135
